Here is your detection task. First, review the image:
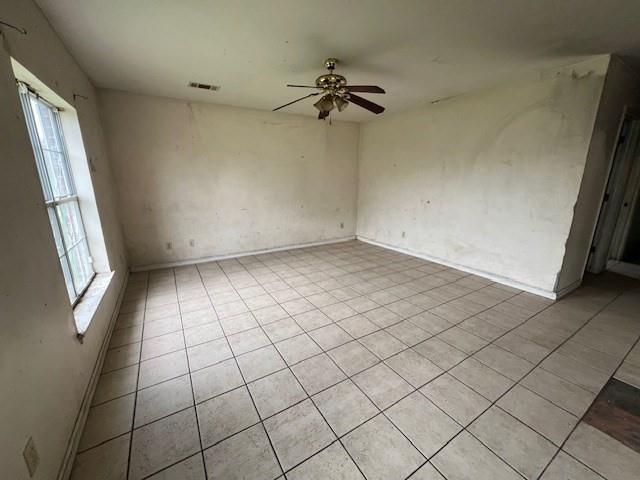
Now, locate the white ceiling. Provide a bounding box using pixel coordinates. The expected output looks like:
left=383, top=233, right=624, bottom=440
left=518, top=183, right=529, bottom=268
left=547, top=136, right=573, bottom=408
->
left=36, top=0, right=640, bottom=122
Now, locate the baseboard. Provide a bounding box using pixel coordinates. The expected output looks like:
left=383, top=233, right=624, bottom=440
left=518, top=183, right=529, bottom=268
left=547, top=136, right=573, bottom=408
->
left=57, top=271, right=130, bottom=480
left=130, top=236, right=357, bottom=272
left=553, top=278, right=583, bottom=299
left=357, top=235, right=559, bottom=299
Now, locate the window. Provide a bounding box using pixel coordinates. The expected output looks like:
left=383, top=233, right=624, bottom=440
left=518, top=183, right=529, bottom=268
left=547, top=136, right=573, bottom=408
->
left=18, top=82, right=95, bottom=304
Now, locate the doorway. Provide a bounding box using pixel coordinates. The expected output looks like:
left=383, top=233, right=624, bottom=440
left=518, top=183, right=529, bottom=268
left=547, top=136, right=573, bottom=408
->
left=588, top=115, right=640, bottom=279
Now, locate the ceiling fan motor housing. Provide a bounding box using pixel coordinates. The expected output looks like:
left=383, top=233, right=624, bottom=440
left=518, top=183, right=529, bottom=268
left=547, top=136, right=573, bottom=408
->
left=315, top=73, right=347, bottom=90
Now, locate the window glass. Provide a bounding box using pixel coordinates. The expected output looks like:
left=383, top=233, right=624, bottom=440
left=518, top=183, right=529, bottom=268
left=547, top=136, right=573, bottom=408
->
left=19, top=84, right=95, bottom=303
left=57, top=202, right=85, bottom=249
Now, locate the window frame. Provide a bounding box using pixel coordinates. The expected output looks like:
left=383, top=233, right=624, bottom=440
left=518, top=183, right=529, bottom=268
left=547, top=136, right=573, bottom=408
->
left=18, top=82, right=96, bottom=305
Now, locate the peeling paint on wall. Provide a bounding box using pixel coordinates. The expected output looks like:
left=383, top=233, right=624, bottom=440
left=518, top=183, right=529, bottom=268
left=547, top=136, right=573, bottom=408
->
left=357, top=57, right=610, bottom=293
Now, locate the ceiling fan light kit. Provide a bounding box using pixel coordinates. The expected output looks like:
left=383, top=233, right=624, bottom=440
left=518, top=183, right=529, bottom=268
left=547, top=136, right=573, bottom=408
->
left=273, top=58, right=386, bottom=119
left=313, top=94, right=335, bottom=113
left=334, top=95, right=349, bottom=112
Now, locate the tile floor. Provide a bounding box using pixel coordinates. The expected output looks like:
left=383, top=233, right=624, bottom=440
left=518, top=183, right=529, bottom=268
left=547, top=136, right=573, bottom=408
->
left=70, top=240, right=640, bottom=480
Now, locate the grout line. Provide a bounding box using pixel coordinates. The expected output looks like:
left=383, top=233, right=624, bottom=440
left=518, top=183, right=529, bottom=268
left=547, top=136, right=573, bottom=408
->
left=273, top=294, right=448, bottom=474
left=194, top=262, right=289, bottom=479
left=81, top=241, right=638, bottom=480
left=227, top=254, right=371, bottom=479
left=536, top=327, right=640, bottom=479
left=171, top=268, right=210, bottom=480
left=125, top=272, right=149, bottom=480
left=112, top=245, right=495, bottom=477
left=138, top=452, right=204, bottom=480
left=311, top=278, right=615, bottom=478
left=452, top=290, right=626, bottom=480
left=324, top=288, right=533, bottom=478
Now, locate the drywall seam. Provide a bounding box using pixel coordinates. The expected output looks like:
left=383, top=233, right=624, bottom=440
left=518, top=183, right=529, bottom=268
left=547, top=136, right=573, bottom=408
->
left=130, top=236, right=356, bottom=272
left=56, top=272, right=129, bottom=480
left=357, top=235, right=558, bottom=299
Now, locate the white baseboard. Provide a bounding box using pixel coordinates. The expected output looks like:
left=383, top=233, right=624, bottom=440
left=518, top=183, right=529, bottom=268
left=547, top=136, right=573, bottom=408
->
left=553, top=278, right=583, bottom=299
left=130, top=236, right=357, bottom=272
left=357, top=235, right=559, bottom=299
left=57, top=271, right=129, bottom=480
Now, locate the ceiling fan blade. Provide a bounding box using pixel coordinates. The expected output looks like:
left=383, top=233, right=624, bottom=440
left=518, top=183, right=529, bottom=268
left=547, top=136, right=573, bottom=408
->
left=347, top=93, right=385, bottom=114
left=273, top=92, right=320, bottom=112
left=346, top=85, right=386, bottom=94
left=287, top=84, right=322, bottom=89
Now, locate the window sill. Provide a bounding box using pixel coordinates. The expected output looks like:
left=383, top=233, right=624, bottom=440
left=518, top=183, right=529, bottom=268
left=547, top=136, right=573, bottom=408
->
left=73, top=271, right=115, bottom=339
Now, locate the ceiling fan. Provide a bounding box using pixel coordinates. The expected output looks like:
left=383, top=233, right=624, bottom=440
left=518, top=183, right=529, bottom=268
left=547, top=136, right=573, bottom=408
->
left=273, top=58, right=386, bottom=119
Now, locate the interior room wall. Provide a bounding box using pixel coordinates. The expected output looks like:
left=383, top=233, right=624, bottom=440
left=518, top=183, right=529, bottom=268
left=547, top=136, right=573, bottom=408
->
left=556, top=56, right=640, bottom=291
left=98, top=89, right=359, bottom=268
left=356, top=57, right=609, bottom=296
left=0, top=1, right=127, bottom=479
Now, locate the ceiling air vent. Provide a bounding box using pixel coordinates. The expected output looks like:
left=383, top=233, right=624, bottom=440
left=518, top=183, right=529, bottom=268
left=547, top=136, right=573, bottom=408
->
left=188, top=82, right=220, bottom=91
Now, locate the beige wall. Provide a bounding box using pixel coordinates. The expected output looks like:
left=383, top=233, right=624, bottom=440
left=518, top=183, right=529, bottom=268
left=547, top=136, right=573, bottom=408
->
left=356, top=57, right=609, bottom=296
left=0, top=1, right=126, bottom=479
left=98, top=90, right=359, bottom=268
left=557, top=56, right=640, bottom=291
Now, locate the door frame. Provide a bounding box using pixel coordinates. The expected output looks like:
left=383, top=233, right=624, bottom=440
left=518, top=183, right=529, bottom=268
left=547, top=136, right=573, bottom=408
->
left=607, top=260, right=640, bottom=279
left=609, top=146, right=640, bottom=261
left=587, top=108, right=640, bottom=273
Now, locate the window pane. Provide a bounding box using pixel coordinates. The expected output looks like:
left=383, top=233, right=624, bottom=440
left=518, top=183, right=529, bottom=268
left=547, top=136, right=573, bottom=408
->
left=56, top=201, right=85, bottom=248
left=28, top=97, right=73, bottom=199
left=68, top=239, right=93, bottom=293
left=47, top=207, right=65, bottom=257
left=59, top=254, right=76, bottom=300
left=42, top=149, right=73, bottom=198
left=30, top=96, right=63, bottom=152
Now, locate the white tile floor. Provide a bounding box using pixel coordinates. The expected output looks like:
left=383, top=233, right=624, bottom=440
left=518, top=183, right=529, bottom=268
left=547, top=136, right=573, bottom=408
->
left=70, top=240, right=640, bottom=480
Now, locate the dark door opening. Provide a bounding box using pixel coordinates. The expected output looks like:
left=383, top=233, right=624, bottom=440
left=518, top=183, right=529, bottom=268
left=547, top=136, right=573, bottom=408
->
left=588, top=116, right=640, bottom=279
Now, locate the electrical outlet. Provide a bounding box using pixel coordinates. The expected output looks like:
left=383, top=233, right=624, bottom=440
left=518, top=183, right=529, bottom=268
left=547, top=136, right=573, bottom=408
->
left=402, top=231, right=406, bottom=238
left=340, top=222, right=344, bottom=229
left=189, top=239, right=195, bottom=247
left=23, top=437, right=39, bottom=477
left=166, top=242, right=172, bottom=250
